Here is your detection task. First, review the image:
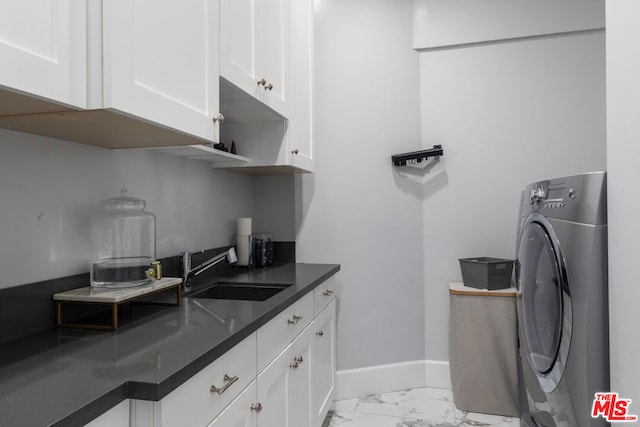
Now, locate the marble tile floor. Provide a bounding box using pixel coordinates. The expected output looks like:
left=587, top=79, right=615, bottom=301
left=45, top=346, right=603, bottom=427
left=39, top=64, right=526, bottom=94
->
left=322, top=387, right=520, bottom=427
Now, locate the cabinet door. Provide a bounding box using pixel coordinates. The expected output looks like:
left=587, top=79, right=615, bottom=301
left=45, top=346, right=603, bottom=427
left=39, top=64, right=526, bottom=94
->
left=288, top=325, right=312, bottom=427
left=220, top=0, right=287, bottom=117
left=286, top=0, right=314, bottom=172
left=256, top=344, right=291, bottom=427
left=220, top=0, right=259, bottom=100
left=208, top=381, right=257, bottom=427
left=103, top=0, right=220, bottom=142
left=310, top=301, right=336, bottom=427
left=258, top=0, right=287, bottom=115
left=0, top=0, right=86, bottom=112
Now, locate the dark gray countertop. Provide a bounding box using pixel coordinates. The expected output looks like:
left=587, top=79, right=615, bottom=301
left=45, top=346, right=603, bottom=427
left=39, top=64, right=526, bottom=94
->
left=0, top=263, right=340, bottom=427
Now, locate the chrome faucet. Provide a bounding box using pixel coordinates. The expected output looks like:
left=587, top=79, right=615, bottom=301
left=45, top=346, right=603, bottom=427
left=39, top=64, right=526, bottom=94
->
left=181, top=247, right=238, bottom=291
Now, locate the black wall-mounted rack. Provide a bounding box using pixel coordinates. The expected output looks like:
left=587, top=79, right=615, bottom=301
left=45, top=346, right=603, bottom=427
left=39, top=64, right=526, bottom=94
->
left=391, top=145, right=443, bottom=167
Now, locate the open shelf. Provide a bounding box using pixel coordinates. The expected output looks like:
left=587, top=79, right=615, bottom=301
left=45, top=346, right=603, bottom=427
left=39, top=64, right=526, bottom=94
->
left=152, top=144, right=250, bottom=165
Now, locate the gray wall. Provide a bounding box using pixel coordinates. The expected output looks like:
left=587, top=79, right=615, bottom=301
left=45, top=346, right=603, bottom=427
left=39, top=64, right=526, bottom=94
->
left=296, top=0, right=607, bottom=377
left=418, top=30, right=606, bottom=361
left=253, top=175, right=296, bottom=241
left=0, top=128, right=254, bottom=288
left=296, top=0, right=426, bottom=371
left=607, top=0, right=640, bottom=407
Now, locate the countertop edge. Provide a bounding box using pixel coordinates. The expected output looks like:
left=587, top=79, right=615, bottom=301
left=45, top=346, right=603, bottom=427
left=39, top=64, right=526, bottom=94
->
left=51, top=385, right=128, bottom=427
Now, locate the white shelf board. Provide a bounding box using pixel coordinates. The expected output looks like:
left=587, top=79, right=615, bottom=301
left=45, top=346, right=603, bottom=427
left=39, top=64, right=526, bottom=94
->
left=153, top=144, right=250, bottom=164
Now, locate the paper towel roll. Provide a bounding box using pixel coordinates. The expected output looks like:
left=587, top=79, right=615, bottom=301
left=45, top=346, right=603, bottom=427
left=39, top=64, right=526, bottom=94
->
left=237, top=234, right=250, bottom=266
left=237, top=218, right=252, bottom=236
left=237, top=218, right=252, bottom=266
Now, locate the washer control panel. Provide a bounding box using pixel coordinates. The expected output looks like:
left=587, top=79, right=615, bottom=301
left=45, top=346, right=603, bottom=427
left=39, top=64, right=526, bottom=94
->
left=529, top=182, right=576, bottom=210
left=520, top=172, right=607, bottom=225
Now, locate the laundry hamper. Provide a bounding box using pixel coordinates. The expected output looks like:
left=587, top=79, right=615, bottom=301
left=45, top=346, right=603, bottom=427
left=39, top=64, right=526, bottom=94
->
left=448, top=282, right=520, bottom=417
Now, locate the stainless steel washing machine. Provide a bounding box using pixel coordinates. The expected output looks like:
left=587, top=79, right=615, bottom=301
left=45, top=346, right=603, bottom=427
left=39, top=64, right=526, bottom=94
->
left=516, top=172, right=609, bottom=426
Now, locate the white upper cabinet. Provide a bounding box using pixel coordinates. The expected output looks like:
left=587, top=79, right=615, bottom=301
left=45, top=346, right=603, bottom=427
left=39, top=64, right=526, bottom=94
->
left=259, top=0, right=287, bottom=114
left=285, top=0, right=314, bottom=172
left=216, top=0, right=314, bottom=173
left=101, top=0, right=221, bottom=143
left=0, top=0, right=223, bottom=148
left=220, top=0, right=288, bottom=117
left=0, top=0, right=87, bottom=114
left=0, top=0, right=314, bottom=165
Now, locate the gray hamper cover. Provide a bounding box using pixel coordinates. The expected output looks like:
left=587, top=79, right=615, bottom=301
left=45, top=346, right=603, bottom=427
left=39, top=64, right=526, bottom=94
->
left=449, top=284, right=520, bottom=417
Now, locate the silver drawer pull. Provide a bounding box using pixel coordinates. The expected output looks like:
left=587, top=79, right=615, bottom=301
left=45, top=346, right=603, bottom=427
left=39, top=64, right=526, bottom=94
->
left=322, top=290, right=334, bottom=296
left=289, top=361, right=299, bottom=369
left=287, top=315, right=303, bottom=325
left=251, top=402, right=263, bottom=413
left=316, top=330, right=324, bottom=337
left=294, top=356, right=304, bottom=364
left=210, top=374, right=238, bottom=395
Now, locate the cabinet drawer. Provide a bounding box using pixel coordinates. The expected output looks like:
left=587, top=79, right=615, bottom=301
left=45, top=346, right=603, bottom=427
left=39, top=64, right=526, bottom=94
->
left=161, top=333, right=257, bottom=427
left=257, top=291, right=313, bottom=372
left=207, top=380, right=258, bottom=427
left=313, top=277, right=337, bottom=316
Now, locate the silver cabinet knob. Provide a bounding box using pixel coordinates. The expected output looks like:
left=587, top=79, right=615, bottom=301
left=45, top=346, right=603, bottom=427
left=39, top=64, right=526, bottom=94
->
left=322, top=290, right=334, bottom=296
left=265, top=83, right=273, bottom=91
left=212, top=113, right=225, bottom=124
left=316, top=330, right=324, bottom=337
left=291, top=148, right=299, bottom=155
left=257, top=78, right=266, bottom=86
left=289, top=355, right=304, bottom=369
left=251, top=403, right=263, bottom=413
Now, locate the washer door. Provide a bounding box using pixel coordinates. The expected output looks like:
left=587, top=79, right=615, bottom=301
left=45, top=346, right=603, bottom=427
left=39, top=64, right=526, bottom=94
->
left=517, top=212, right=572, bottom=392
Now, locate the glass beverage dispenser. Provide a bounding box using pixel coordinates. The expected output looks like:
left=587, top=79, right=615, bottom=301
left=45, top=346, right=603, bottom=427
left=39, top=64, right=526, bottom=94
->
left=90, top=189, right=157, bottom=288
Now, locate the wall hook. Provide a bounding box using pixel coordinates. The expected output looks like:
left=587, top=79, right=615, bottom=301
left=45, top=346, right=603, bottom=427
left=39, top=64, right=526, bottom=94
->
left=391, top=145, right=443, bottom=167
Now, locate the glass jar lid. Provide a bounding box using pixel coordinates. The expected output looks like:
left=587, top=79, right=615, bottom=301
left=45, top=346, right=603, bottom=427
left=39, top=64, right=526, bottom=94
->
left=101, top=188, right=146, bottom=210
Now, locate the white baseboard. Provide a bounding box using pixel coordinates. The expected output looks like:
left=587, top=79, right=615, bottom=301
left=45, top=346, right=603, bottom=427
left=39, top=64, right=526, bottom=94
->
left=334, top=360, right=451, bottom=401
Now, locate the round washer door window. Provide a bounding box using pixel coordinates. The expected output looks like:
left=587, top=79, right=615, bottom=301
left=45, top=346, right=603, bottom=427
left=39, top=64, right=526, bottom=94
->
left=517, top=213, right=570, bottom=391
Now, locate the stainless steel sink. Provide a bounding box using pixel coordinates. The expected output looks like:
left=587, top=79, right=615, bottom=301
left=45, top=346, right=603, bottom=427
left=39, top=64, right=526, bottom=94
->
left=187, top=282, right=293, bottom=301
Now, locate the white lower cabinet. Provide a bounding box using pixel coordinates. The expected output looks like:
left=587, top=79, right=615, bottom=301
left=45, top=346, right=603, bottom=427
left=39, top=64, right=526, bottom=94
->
left=124, top=283, right=336, bottom=427
left=311, top=300, right=336, bottom=427
left=288, top=324, right=313, bottom=426
left=84, top=399, right=130, bottom=427
left=257, top=291, right=314, bottom=372
left=208, top=381, right=258, bottom=427
left=255, top=301, right=335, bottom=427
left=159, top=333, right=257, bottom=427
left=256, top=343, right=291, bottom=426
